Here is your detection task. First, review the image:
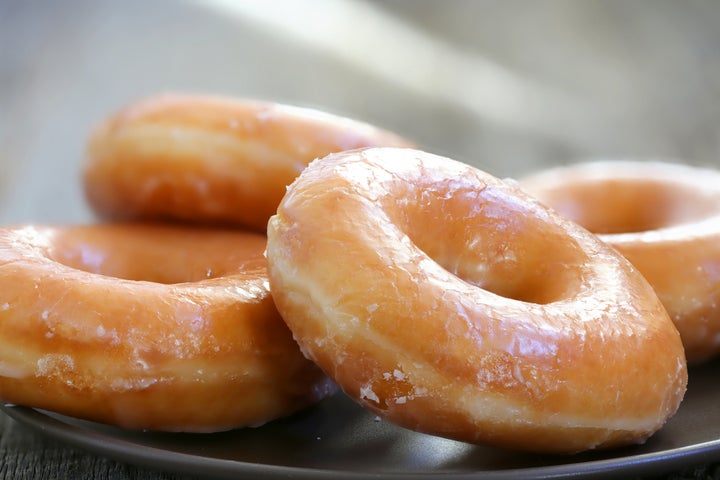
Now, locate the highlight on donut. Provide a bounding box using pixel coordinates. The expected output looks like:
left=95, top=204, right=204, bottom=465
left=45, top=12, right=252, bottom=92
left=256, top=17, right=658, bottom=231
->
left=266, top=147, right=687, bottom=453
left=520, top=160, right=720, bottom=364
left=0, top=223, right=335, bottom=432
left=83, top=93, right=414, bottom=232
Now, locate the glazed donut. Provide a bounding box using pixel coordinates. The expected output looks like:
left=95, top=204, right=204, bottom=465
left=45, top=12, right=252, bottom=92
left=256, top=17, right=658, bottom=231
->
left=266, top=148, right=687, bottom=453
left=0, top=223, right=335, bottom=431
left=520, top=160, right=720, bottom=364
left=84, top=93, right=413, bottom=231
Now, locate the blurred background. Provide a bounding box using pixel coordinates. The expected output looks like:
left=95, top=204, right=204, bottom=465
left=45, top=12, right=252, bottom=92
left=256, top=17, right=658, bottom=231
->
left=1, top=0, right=719, bottom=224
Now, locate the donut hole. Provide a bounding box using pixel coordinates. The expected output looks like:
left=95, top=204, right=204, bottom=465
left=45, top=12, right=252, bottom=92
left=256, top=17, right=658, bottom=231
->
left=534, top=178, right=719, bottom=234
left=404, top=186, right=587, bottom=305
left=46, top=224, right=265, bottom=284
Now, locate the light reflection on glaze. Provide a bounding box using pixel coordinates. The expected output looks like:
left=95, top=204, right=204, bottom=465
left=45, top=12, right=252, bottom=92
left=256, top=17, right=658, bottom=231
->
left=521, top=160, right=720, bottom=364
left=267, top=147, right=688, bottom=453
left=0, top=223, right=334, bottom=432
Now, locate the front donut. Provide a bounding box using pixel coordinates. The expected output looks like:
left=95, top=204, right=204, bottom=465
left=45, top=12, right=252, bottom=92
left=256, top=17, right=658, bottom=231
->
left=265, top=147, right=687, bottom=454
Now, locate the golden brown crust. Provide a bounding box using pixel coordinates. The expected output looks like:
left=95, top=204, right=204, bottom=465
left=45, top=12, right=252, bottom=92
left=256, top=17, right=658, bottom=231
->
left=520, top=160, right=720, bottom=364
left=266, top=148, right=687, bottom=453
left=0, top=223, right=335, bottom=431
left=84, top=93, right=413, bottom=231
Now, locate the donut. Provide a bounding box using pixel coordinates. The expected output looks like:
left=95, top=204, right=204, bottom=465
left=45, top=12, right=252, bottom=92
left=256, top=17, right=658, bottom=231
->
left=520, top=160, right=720, bottom=364
left=0, top=223, right=335, bottom=432
left=84, top=93, right=413, bottom=231
left=265, top=148, right=687, bottom=453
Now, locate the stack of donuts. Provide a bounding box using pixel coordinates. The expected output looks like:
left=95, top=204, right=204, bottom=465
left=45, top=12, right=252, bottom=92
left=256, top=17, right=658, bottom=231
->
left=0, top=94, right=411, bottom=433
left=3, top=92, right=718, bottom=454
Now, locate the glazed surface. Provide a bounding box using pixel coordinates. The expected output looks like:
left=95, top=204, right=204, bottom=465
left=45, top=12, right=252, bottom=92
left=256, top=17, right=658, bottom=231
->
left=266, top=148, right=687, bottom=453
left=84, top=94, right=413, bottom=231
left=0, top=223, right=334, bottom=431
left=520, top=161, right=720, bottom=364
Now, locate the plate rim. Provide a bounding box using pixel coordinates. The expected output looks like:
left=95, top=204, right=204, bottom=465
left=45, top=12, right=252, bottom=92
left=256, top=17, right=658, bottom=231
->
left=3, top=403, right=720, bottom=480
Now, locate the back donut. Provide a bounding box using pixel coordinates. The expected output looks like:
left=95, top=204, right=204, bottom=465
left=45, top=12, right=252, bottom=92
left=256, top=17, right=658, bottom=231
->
left=84, top=93, right=413, bottom=231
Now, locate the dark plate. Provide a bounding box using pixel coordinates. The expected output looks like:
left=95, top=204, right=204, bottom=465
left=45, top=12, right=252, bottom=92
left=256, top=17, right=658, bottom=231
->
left=2, top=359, right=720, bottom=479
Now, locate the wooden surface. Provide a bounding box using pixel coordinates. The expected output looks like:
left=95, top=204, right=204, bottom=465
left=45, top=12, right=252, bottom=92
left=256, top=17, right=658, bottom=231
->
left=0, top=412, right=191, bottom=480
